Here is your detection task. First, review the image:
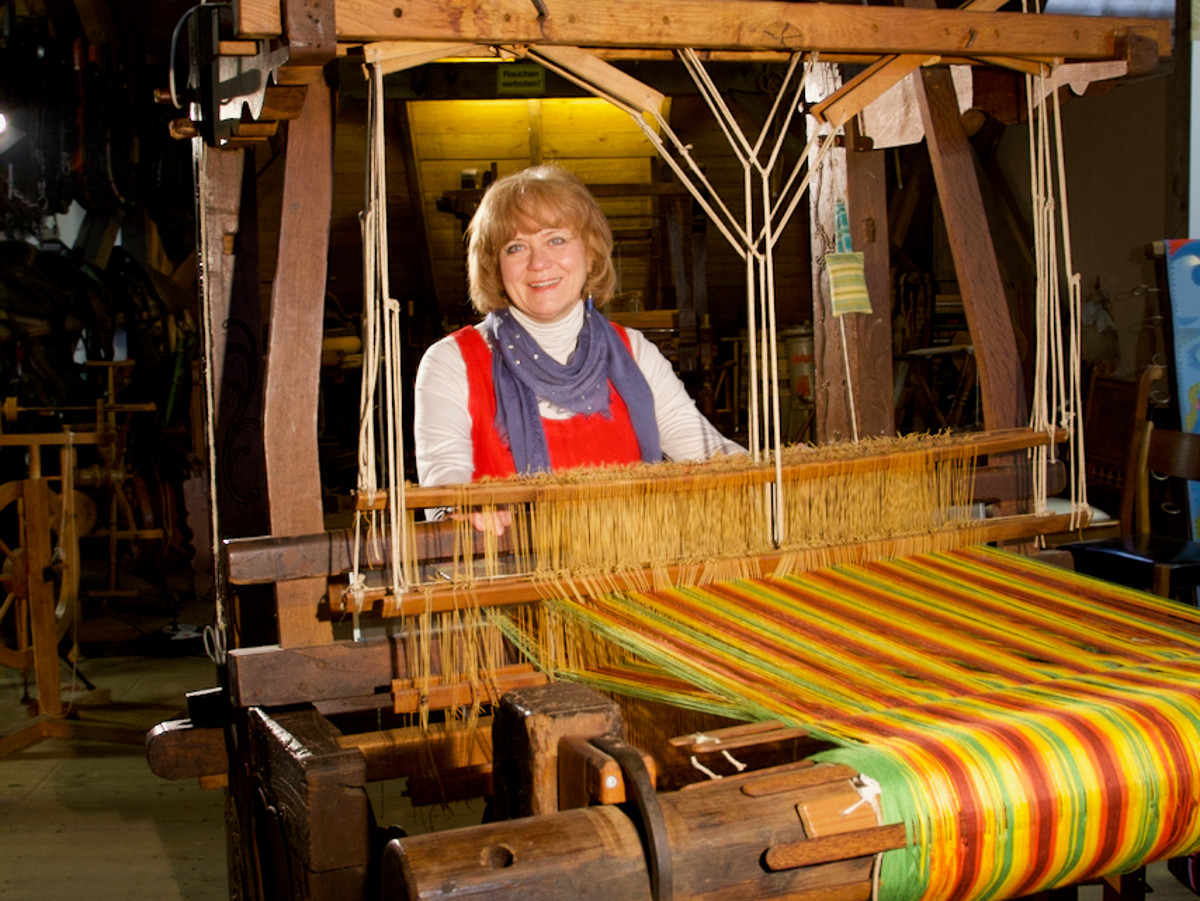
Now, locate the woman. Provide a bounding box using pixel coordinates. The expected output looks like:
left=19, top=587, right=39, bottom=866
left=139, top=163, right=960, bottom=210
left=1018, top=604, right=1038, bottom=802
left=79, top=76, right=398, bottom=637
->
left=414, top=165, right=741, bottom=526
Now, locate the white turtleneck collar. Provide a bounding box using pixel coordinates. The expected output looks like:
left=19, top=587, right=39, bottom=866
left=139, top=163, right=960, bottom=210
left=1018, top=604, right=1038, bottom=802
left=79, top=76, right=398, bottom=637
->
left=507, top=300, right=585, bottom=365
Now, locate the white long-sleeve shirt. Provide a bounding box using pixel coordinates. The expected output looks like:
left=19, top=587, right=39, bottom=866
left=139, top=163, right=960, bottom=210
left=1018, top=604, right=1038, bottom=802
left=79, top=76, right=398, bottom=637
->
left=414, top=303, right=742, bottom=487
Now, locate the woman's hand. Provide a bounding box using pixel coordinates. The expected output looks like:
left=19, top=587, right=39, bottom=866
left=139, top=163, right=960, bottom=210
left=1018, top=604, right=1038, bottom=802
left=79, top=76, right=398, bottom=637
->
left=452, top=508, right=513, bottom=536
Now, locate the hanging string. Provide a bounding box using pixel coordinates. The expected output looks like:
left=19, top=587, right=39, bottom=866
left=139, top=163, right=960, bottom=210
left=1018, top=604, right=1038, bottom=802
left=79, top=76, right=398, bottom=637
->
left=523, top=46, right=839, bottom=547
left=1023, top=0, right=1084, bottom=530
left=350, top=60, right=410, bottom=639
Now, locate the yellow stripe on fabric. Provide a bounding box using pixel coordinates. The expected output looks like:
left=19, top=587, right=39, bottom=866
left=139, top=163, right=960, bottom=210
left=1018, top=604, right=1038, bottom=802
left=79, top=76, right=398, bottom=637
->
left=854, top=556, right=1182, bottom=670
left=529, top=548, right=1200, bottom=730
left=942, top=546, right=1200, bottom=645
left=785, top=567, right=1079, bottom=684
left=503, top=546, right=1200, bottom=901
left=815, top=659, right=1200, bottom=901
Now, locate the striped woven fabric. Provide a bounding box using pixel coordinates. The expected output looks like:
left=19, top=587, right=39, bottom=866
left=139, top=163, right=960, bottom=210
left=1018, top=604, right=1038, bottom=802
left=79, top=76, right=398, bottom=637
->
left=512, top=546, right=1200, bottom=901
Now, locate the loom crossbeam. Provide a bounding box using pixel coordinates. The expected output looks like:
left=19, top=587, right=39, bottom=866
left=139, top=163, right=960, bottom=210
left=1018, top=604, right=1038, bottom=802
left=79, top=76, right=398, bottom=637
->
left=232, top=0, right=1171, bottom=61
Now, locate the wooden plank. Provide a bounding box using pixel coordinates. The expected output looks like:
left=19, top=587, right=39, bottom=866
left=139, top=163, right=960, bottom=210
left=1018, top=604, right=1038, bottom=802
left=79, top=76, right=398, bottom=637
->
left=809, top=0, right=1009, bottom=127
left=740, top=764, right=859, bottom=797
left=531, top=44, right=665, bottom=112
left=363, top=40, right=480, bottom=75
left=237, top=0, right=1171, bottom=61
left=146, top=719, right=229, bottom=780
left=247, top=707, right=369, bottom=876
left=224, top=518, right=494, bottom=585
left=0, top=431, right=112, bottom=447
left=402, top=427, right=1058, bottom=507
left=263, top=66, right=336, bottom=648
left=797, top=785, right=879, bottom=839
left=913, top=64, right=1024, bottom=431
left=408, top=98, right=532, bottom=135
left=845, top=119, right=893, bottom=438
left=542, top=131, right=658, bottom=160
left=24, top=479, right=61, bottom=717
left=812, top=55, right=936, bottom=129
left=406, top=763, right=494, bottom=806
left=766, top=823, right=908, bottom=871
left=390, top=664, right=547, bottom=713
left=228, top=639, right=397, bottom=707
left=337, top=717, right=494, bottom=781
left=558, top=734, right=658, bottom=807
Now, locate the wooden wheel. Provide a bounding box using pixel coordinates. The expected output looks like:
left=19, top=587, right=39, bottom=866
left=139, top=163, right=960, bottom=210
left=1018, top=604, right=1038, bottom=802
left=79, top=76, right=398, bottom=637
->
left=0, top=479, right=80, bottom=671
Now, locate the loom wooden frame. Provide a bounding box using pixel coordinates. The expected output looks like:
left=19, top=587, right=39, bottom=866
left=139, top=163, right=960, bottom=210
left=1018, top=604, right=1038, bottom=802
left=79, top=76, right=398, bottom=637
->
left=176, top=2, right=1175, bottom=898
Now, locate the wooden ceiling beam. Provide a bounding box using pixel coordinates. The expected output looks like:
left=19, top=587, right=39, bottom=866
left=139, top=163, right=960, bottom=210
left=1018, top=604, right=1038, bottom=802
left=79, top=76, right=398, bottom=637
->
left=235, top=0, right=1171, bottom=62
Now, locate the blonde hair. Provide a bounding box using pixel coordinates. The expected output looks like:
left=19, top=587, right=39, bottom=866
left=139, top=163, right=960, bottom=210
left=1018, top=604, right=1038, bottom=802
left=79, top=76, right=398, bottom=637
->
left=466, top=165, right=616, bottom=314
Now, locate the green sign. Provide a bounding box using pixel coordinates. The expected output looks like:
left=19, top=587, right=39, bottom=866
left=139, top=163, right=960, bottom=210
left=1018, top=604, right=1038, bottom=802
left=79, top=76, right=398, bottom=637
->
left=498, top=64, right=545, bottom=96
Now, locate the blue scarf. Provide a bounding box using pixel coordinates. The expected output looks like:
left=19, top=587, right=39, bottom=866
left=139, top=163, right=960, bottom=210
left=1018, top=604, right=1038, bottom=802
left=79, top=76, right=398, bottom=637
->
left=487, top=301, right=662, bottom=474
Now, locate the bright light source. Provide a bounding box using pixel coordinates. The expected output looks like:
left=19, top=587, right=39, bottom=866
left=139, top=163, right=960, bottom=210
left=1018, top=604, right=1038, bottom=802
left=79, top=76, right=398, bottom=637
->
left=0, top=113, right=7, bottom=136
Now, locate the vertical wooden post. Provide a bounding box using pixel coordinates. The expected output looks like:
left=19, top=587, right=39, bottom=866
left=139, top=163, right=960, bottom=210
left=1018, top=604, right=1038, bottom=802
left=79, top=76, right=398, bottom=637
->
left=909, top=32, right=1024, bottom=430
left=24, top=478, right=62, bottom=717
left=492, top=683, right=625, bottom=818
left=809, top=64, right=892, bottom=442
left=845, top=121, right=894, bottom=438
left=263, top=69, right=335, bottom=648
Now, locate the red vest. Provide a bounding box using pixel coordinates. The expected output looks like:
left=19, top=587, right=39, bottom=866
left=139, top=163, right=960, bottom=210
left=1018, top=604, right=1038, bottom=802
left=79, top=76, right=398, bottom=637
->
left=453, top=324, right=643, bottom=479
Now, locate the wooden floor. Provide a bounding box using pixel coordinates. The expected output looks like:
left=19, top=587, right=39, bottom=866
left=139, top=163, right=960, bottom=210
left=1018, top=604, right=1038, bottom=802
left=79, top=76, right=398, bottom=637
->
left=0, top=648, right=227, bottom=900
left=0, top=581, right=482, bottom=900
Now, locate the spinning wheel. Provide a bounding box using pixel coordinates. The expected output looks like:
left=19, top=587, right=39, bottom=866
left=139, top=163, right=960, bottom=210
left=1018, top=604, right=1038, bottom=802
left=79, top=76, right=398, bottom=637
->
left=0, top=479, right=81, bottom=673
left=0, top=473, right=145, bottom=758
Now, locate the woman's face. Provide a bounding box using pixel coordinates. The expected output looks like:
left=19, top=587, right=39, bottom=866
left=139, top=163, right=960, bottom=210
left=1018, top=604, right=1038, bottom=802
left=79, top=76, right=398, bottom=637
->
left=498, top=224, right=589, bottom=324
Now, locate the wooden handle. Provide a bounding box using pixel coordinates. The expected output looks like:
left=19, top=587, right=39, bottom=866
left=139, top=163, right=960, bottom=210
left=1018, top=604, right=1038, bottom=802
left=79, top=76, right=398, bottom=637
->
left=740, top=763, right=859, bottom=797
left=766, top=822, right=908, bottom=871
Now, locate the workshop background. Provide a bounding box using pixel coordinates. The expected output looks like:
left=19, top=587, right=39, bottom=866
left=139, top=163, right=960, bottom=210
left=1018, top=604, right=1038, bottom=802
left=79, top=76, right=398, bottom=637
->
left=0, top=0, right=1192, bottom=898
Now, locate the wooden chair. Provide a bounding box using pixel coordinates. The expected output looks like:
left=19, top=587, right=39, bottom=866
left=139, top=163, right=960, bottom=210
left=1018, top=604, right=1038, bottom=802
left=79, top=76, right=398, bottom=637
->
left=1079, top=366, right=1160, bottom=533
left=1042, top=366, right=1159, bottom=547
left=1063, top=421, right=1200, bottom=600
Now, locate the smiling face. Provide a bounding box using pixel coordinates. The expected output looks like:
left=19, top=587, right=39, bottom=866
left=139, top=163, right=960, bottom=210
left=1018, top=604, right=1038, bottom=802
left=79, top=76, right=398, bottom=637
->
left=466, top=166, right=616, bottom=316
left=498, top=224, right=590, bottom=324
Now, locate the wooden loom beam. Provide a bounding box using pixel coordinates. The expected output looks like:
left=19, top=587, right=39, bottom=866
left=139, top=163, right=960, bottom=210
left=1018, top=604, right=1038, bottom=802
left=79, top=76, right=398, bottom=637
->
left=393, top=426, right=1059, bottom=508
left=389, top=684, right=891, bottom=901
left=905, top=0, right=1024, bottom=433
left=220, top=452, right=1062, bottom=588
left=262, top=7, right=337, bottom=649
left=233, top=0, right=1171, bottom=62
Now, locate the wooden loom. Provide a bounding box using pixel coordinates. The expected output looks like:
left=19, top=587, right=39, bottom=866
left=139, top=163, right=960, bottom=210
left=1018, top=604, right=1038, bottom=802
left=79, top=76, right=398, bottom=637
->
left=142, top=2, right=1181, bottom=899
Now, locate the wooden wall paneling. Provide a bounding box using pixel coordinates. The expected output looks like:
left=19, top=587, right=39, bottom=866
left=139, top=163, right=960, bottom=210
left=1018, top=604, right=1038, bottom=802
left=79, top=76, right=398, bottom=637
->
left=414, top=130, right=533, bottom=160
left=540, top=99, right=655, bottom=159
left=528, top=98, right=544, bottom=164
left=395, top=100, right=443, bottom=342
